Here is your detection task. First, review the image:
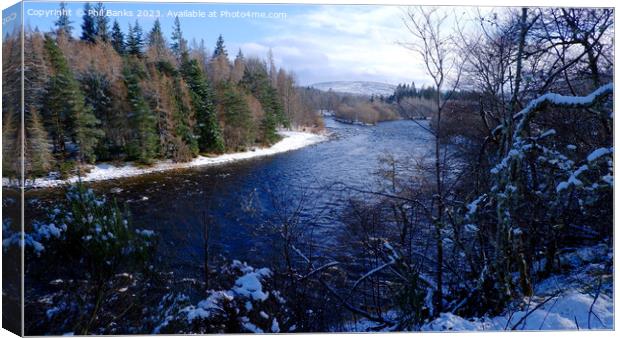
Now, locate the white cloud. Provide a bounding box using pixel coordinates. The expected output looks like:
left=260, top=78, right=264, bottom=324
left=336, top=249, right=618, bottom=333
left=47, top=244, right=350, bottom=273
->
left=236, top=5, right=433, bottom=86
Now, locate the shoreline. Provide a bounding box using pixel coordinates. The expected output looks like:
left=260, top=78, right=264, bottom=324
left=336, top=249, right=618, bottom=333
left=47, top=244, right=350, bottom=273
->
left=6, top=131, right=328, bottom=190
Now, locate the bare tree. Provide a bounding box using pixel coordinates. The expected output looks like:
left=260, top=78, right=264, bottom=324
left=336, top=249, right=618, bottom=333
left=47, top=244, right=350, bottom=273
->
left=401, top=6, right=467, bottom=315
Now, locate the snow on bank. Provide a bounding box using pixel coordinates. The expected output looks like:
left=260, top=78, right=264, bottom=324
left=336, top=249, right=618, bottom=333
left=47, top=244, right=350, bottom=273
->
left=12, top=131, right=327, bottom=189
left=424, top=290, right=613, bottom=331
left=422, top=244, right=613, bottom=331
left=342, top=244, right=613, bottom=332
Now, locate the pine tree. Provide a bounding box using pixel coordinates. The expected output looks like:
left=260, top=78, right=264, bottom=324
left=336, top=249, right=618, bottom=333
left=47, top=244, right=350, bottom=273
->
left=181, top=58, right=224, bottom=153
left=217, top=82, right=253, bottom=150
left=170, top=16, right=188, bottom=60
left=148, top=19, right=166, bottom=57
left=54, top=2, right=73, bottom=37
left=80, top=69, right=117, bottom=160
left=172, top=76, right=198, bottom=157
left=240, top=59, right=285, bottom=144
left=123, top=60, right=158, bottom=163
left=25, top=108, right=54, bottom=179
left=213, top=34, right=227, bottom=58
left=43, top=35, right=102, bottom=163
left=111, top=20, right=125, bottom=54
left=209, top=35, right=231, bottom=83
left=126, top=21, right=144, bottom=57
left=80, top=3, right=97, bottom=43
left=94, top=2, right=110, bottom=42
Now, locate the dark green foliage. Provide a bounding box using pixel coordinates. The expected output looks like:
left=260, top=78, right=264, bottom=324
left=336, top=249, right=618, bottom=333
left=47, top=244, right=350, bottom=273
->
left=30, top=183, right=156, bottom=334
left=54, top=2, right=73, bottom=36
left=217, top=82, right=254, bottom=150
left=181, top=58, right=225, bottom=153
left=94, top=2, right=110, bottom=42
left=126, top=21, right=144, bottom=57
left=111, top=20, right=125, bottom=54
left=43, top=35, right=102, bottom=163
left=20, top=19, right=316, bottom=178
left=240, top=62, right=285, bottom=144
left=172, top=76, right=199, bottom=157
left=123, top=59, right=158, bottom=163
left=80, top=70, right=122, bottom=161
left=57, top=183, right=155, bottom=281
left=80, top=3, right=97, bottom=43
left=170, top=16, right=188, bottom=59
left=213, top=34, right=227, bottom=58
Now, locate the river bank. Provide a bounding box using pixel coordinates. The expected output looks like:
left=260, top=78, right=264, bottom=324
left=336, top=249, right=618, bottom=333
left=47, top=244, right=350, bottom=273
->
left=8, top=131, right=328, bottom=189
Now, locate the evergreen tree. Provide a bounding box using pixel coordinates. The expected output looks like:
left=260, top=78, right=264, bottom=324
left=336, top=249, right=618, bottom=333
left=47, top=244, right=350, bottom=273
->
left=148, top=19, right=166, bottom=56
left=80, top=69, right=117, bottom=160
left=172, top=76, right=199, bottom=157
left=43, top=35, right=102, bottom=163
left=213, top=34, right=227, bottom=58
left=25, top=108, right=54, bottom=179
left=217, top=82, right=253, bottom=150
left=111, top=20, right=125, bottom=54
left=94, top=2, right=110, bottom=42
left=240, top=60, right=286, bottom=144
left=181, top=58, right=224, bottom=153
left=170, top=16, right=188, bottom=60
left=54, top=2, right=73, bottom=37
left=123, top=60, right=158, bottom=163
left=80, top=3, right=97, bottom=43
left=126, top=21, right=144, bottom=57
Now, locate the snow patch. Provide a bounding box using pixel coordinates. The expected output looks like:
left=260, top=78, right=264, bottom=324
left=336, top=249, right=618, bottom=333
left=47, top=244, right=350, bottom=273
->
left=7, top=131, right=327, bottom=189
left=232, top=268, right=272, bottom=301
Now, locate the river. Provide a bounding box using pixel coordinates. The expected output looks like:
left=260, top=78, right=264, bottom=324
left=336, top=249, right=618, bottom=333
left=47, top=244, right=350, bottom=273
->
left=22, top=118, right=433, bottom=278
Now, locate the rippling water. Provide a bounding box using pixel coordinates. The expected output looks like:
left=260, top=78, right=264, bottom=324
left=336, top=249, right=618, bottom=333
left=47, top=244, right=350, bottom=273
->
left=24, top=118, right=433, bottom=277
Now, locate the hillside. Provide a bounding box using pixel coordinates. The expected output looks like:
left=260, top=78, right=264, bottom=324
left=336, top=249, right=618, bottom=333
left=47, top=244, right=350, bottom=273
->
left=311, top=81, right=397, bottom=97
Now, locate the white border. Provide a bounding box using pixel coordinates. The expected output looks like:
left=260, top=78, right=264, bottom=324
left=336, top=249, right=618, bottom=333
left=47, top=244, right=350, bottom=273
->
left=0, top=1, right=617, bottom=338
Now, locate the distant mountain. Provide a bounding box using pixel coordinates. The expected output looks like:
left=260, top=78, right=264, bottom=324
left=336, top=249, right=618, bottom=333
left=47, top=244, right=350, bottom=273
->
left=311, top=81, right=397, bottom=97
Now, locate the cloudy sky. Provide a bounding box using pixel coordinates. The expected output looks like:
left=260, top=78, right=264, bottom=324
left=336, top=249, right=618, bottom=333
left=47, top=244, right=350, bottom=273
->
left=18, top=1, right=441, bottom=86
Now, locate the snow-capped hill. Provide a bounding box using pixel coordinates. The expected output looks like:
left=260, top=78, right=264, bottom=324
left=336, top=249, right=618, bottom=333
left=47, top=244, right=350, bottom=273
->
left=311, top=81, right=396, bottom=97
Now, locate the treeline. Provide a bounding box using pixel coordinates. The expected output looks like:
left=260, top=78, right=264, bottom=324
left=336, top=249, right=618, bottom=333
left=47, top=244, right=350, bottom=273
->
left=333, top=100, right=398, bottom=125
left=383, top=82, right=479, bottom=119
left=298, top=88, right=400, bottom=125
left=2, top=2, right=322, bottom=180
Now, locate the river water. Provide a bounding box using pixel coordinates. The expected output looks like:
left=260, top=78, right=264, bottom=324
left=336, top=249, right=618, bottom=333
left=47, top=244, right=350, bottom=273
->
left=23, top=118, right=433, bottom=278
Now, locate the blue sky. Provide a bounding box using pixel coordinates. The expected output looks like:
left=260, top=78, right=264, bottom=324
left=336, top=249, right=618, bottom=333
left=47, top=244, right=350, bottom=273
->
left=14, top=1, right=438, bottom=86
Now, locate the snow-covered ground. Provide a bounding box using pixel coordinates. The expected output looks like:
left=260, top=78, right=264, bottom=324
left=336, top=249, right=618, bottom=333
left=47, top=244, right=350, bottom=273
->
left=344, top=243, right=613, bottom=332
left=11, top=131, right=327, bottom=189
left=423, top=244, right=613, bottom=331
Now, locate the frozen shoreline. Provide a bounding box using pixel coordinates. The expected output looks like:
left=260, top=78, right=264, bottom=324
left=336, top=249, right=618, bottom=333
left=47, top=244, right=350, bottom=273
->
left=9, top=131, right=328, bottom=189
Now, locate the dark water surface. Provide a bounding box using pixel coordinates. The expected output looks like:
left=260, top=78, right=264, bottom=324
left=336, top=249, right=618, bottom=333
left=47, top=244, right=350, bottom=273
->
left=24, top=118, right=432, bottom=277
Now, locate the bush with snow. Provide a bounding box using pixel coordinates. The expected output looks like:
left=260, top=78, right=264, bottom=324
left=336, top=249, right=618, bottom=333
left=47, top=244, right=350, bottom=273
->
left=155, top=260, right=290, bottom=334
left=23, top=183, right=157, bottom=335
left=453, top=84, right=613, bottom=316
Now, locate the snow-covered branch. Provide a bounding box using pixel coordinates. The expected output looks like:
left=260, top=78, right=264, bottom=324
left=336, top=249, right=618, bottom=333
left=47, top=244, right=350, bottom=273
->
left=514, top=83, right=613, bottom=136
